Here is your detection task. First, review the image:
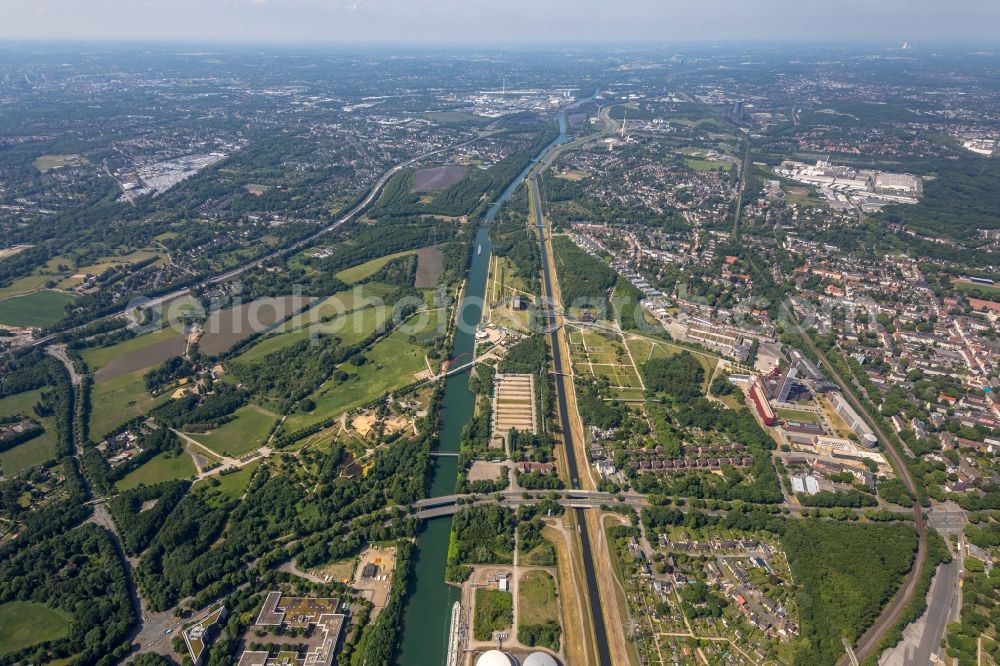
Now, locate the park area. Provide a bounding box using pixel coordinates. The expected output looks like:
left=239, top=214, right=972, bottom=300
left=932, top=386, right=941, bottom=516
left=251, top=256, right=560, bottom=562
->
left=283, top=308, right=447, bottom=431
left=567, top=326, right=645, bottom=393
left=0, top=290, right=76, bottom=328
left=0, top=389, right=59, bottom=476
left=115, top=450, right=197, bottom=491
left=0, top=600, right=71, bottom=655
left=624, top=334, right=718, bottom=393
left=189, top=404, right=279, bottom=458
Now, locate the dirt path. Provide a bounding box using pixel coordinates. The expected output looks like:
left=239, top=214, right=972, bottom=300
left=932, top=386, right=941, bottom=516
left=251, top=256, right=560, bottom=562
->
left=543, top=519, right=598, bottom=666
left=586, top=511, right=633, bottom=665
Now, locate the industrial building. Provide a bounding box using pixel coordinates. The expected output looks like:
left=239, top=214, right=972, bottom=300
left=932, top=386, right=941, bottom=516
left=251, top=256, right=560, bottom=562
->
left=749, top=379, right=777, bottom=426
left=830, top=394, right=878, bottom=447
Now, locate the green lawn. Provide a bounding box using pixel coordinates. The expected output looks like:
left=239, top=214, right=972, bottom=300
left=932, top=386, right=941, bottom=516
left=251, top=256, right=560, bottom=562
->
left=954, top=279, right=1000, bottom=298
left=189, top=404, right=278, bottom=457
left=776, top=408, right=821, bottom=424
left=282, top=310, right=444, bottom=431
left=0, top=601, right=71, bottom=654
left=196, top=460, right=261, bottom=504
left=685, top=158, right=733, bottom=172
left=0, top=290, right=76, bottom=328
left=335, top=250, right=415, bottom=283
left=0, top=390, right=59, bottom=476
left=33, top=154, right=85, bottom=172
left=115, top=451, right=197, bottom=491
left=89, top=370, right=171, bottom=440
left=235, top=306, right=385, bottom=364
left=518, top=570, right=559, bottom=627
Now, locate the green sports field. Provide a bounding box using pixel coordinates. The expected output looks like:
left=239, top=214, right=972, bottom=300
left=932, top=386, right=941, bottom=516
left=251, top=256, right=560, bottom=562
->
left=0, top=290, right=76, bottom=328
left=0, top=601, right=71, bottom=655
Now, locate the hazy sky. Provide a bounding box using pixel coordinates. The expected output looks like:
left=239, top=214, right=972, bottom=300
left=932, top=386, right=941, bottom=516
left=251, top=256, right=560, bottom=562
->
left=2, top=0, right=999, bottom=44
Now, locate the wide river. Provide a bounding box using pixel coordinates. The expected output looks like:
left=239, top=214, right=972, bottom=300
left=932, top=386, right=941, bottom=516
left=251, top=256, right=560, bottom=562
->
left=393, top=100, right=587, bottom=665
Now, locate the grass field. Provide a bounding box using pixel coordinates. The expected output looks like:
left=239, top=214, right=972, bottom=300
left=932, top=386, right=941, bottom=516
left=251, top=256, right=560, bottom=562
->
left=0, top=290, right=76, bottom=328
left=33, top=154, right=86, bottom=172
left=283, top=310, right=445, bottom=430
left=473, top=588, right=513, bottom=641
left=776, top=408, right=821, bottom=424
left=115, top=450, right=197, bottom=491
left=518, top=570, right=560, bottom=627
left=189, top=404, right=278, bottom=458
left=685, top=158, right=732, bottom=172
left=56, top=250, right=162, bottom=290
left=197, top=460, right=261, bottom=505
left=335, top=250, right=416, bottom=284
left=954, top=279, right=1000, bottom=298
left=624, top=334, right=717, bottom=393
left=81, top=326, right=184, bottom=373
left=0, top=390, right=59, bottom=476
left=89, top=370, right=172, bottom=440
left=234, top=305, right=385, bottom=364
left=567, top=326, right=644, bottom=389
left=0, top=601, right=71, bottom=654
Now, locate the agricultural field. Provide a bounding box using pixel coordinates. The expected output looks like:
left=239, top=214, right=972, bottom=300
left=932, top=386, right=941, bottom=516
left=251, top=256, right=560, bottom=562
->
left=89, top=369, right=173, bottom=440
left=115, top=450, right=197, bottom=491
left=0, top=290, right=76, bottom=328
left=335, top=250, right=416, bottom=284
left=189, top=404, right=279, bottom=458
left=0, top=389, right=59, bottom=476
left=198, top=294, right=309, bottom=356
left=82, top=327, right=185, bottom=438
left=412, top=165, right=467, bottom=192
left=414, top=245, right=444, bottom=288
left=0, top=601, right=71, bottom=655
left=274, top=283, right=396, bottom=332
left=83, top=326, right=186, bottom=379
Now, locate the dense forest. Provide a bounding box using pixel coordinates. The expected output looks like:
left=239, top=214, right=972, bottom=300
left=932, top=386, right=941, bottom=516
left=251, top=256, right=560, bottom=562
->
left=781, top=520, right=917, bottom=664
left=0, top=524, right=137, bottom=665
left=641, top=351, right=705, bottom=400
left=551, top=235, right=617, bottom=310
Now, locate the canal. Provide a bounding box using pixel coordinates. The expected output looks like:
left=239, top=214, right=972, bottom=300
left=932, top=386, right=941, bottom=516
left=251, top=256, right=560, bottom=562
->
left=394, top=98, right=593, bottom=665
